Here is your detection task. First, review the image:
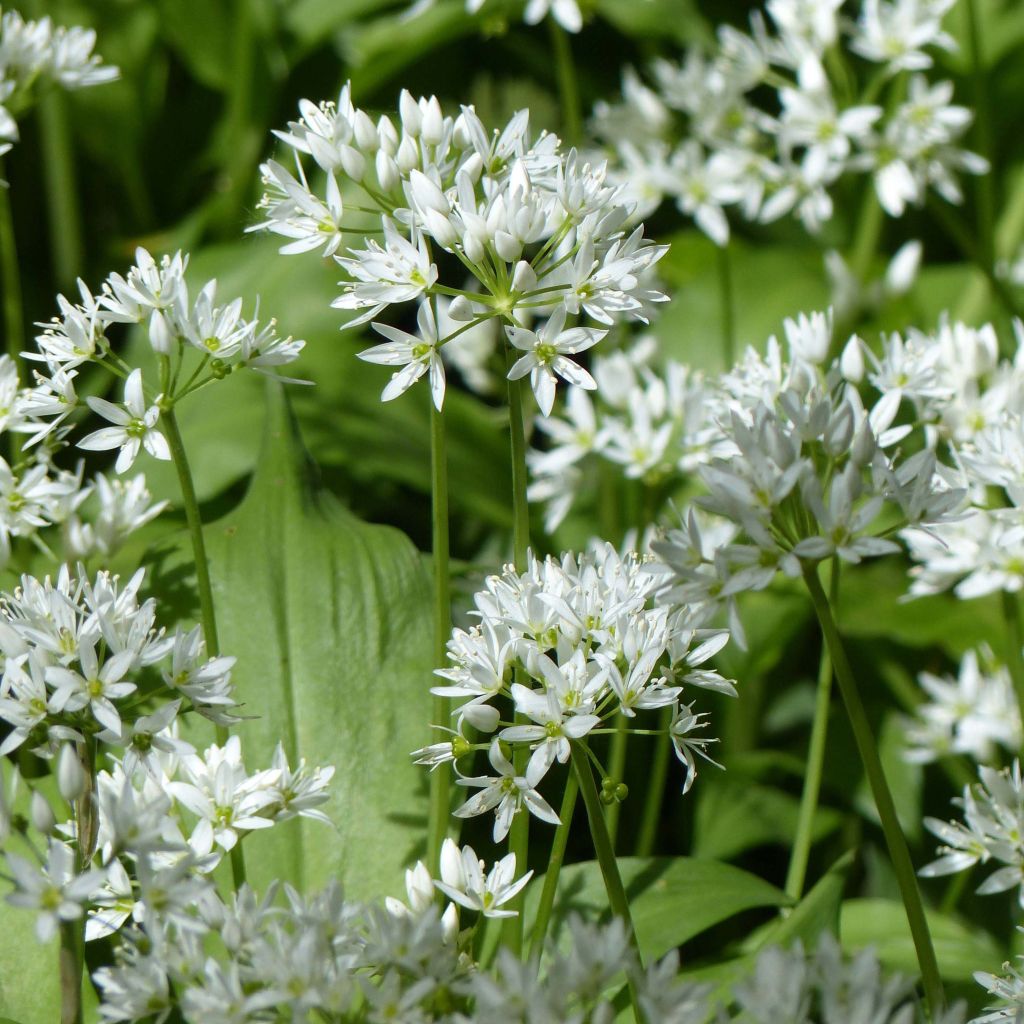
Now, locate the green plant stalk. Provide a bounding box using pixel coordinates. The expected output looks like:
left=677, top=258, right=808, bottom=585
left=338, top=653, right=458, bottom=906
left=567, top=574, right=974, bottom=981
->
left=802, top=565, right=944, bottom=1018
left=427, top=400, right=452, bottom=870
left=635, top=707, right=672, bottom=857
left=160, top=407, right=247, bottom=890
left=929, top=194, right=1024, bottom=321
left=604, top=713, right=628, bottom=847
left=717, top=243, right=736, bottom=370
left=528, top=770, right=579, bottom=961
left=571, top=741, right=646, bottom=1023
left=850, top=186, right=884, bottom=286
left=59, top=920, right=83, bottom=1024
left=548, top=19, right=582, bottom=146
left=1001, top=591, right=1024, bottom=750
left=964, top=0, right=995, bottom=270
left=0, top=158, right=24, bottom=377
left=785, top=562, right=839, bottom=901
left=38, top=89, right=83, bottom=287
left=503, top=362, right=531, bottom=950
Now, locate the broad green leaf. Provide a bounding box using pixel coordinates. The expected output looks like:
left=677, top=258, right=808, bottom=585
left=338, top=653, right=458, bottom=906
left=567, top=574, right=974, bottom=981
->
left=749, top=850, right=854, bottom=952
left=596, top=0, right=709, bottom=44
left=527, top=856, right=788, bottom=962
left=200, top=383, right=434, bottom=899
left=655, top=232, right=831, bottom=372
left=0, top=907, right=59, bottom=1024
left=694, top=778, right=844, bottom=861
left=837, top=559, right=1000, bottom=657
left=156, top=0, right=235, bottom=91
left=840, top=898, right=1003, bottom=983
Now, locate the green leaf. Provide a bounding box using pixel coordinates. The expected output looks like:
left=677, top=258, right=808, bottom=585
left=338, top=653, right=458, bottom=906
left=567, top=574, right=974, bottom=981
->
left=595, top=0, right=710, bottom=44
left=0, top=907, right=59, bottom=1024
left=837, top=559, right=1000, bottom=657
left=200, top=383, right=435, bottom=899
left=750, top=850, right=854, bottom=951
left=693, top=778, right=844, bottom=861
left=527, top=856, right=788, bottom=962
left=840, top=898, right=1003, bottom=983
left=156, top=0, right=235, bottom=92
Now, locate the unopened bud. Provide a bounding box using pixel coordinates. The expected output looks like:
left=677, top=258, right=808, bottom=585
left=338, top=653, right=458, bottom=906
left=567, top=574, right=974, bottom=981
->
left=57, top=744, right=86, bottom=802
left=30, top=790, right=56, bottom=836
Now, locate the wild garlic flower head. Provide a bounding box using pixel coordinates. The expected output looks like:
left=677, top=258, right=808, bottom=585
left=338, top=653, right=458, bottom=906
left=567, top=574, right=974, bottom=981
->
left=23, top=248, right=305, bottom=473
left=423, top=541, right=731, bottom=838
left=648, top=312, right=964, bottom=646
left=590, top=0, right=983, bottom=244
left=904, top=646, right=1022, bottom=765
left=973, top=942, right=1024, bottom=1024
left=922, top=761, right=1024, bottom=907
left=255, top=84, right=666, bottom=414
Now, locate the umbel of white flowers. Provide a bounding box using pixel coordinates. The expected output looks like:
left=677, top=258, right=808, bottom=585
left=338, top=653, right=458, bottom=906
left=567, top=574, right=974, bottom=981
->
left=253, top=84, right=667, bottom=415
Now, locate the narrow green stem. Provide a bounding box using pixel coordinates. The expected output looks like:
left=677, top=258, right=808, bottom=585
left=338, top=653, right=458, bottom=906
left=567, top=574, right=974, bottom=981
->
left=849, top=186, right=884, bottom=286
left=528, top=771, right=579, bottom=962
left=929, top=195, right=1024, bottom=320
left=427, top=400, right=452, bottom=870
left=604, top=713, right=628, bottom=848
left=785, top=561, right=839, bottom=901
left=635, top=708, right=672, bottom=857
left=964, top=0, right=995, bottom=270
left=59, top=920, right=83, bottom=1024
left=37, top=89, right=83, bottom=287
left=161, top=407, right=246, bottom=891
left=547, top=19, right=582, bottom=146
left=571, top=741, right=646, bottom=1023
left=503, top=355, right=532, bottom=949
left=802, top=565, right=944, bottom=1018
left=717, top=243, right=736, bottom=370
left=1001, top=591, right=1024, bottom=748
left=506, top=357, right=530, bottom=571
left=0, top=160, right=24, bottom=378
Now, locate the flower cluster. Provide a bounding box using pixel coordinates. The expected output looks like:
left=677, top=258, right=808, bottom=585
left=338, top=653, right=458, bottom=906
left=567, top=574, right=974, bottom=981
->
left=0, top=8, right=117, bottom=162
left=24, top=248, right=304, bottom=475
left=922, top=761, right=1024, bottom=908
left=254, top=84, right=666, bottom=414
left=0, top=566, right=333, bottom=949
left=590, top=0, right=985, bottom=243
left=648, top=310, right=962, bottom=644
left=528, top=336, right=724, bottom=531
left=416, top=541, right=731, bottom=840
left=903, top=646, right=1022, bottom=766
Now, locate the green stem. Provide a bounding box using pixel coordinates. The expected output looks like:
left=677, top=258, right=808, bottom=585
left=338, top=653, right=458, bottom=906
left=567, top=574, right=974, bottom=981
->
left=604, top=713, right=628, bottom=848
left=547, top=19, right=582, bottom=146
left=717, top=243, right=736, bottom=370
left=1001, top=591, right=1024, bottom=748
left=964, top=0, right=995, bottom=270
left=59, top=920, right=83, bottom=1024
left=571, top=742, right=646, bottom=1023
left=635, top=708, right=672, bottom=857
left=427, top=400, right=452, bottom=870
left=160, top=407, right=246, bottom=891
left=785, top=561, right=839, bottom=901
left=37, top=89, right=83, bottom=287
left=503, top=356, right=532, bottom=949
left=0, top=160, right=24, bottom=378
left=528, top=770, right=579, bottom=962
left=929, top=194, right=1024, bottom=321
left=802, top=565, right=944, bottom=1018
left=849, top=186, right=884, bottom=286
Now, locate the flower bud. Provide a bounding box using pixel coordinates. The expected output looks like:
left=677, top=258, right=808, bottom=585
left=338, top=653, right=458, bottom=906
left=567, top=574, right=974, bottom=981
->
left=425, top=209, right=458, bottom=251
left=375, top=150, right=399, bottom=193
left=353, top=110, right=379, bottom=152
left=396, top=135, right=419, bottom=174
left=461, top=702, right=499, bottom=732
left=30, top=790, right=56, bottom=836
left=493, top=230, right=522, bottom=263
left=57, top=743, right=86, bottom=802
left=421, top=96, right=444, bottom=146
left=338, top=144, right=366, bottom=181
left=447, top=296, right=476, bottom=322
left=399, top=90, right=422, bottom=137
left=840, top=335, right=865, bottom=383
left=511, top=261, right=537, bottom=294
left=148, top=309, right=175, bottom=355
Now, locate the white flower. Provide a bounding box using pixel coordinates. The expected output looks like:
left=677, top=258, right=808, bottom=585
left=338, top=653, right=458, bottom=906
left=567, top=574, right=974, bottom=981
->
left=79, top=369, right=170, bottom=473
left=434, top=839, right=533, bottom=918
left=506, top=307, right=604, bottom=416
left=359, top=300, right=446, bottom=409
left=453, top=739, right=560, bottom=841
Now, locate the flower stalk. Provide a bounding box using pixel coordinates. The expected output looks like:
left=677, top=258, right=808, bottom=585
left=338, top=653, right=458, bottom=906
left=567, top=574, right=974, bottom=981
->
left=802, top=563, right=944, bottom=1018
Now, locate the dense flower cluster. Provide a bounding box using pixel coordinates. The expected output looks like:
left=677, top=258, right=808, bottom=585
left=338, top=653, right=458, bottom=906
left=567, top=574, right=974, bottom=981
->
left=416, top=541, right=731, bottom=839
left=591, top=0, right=985, bottom=242
left=254, top=84, right=666, bottom=414
left=645, top=310, right=961, bottom=644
